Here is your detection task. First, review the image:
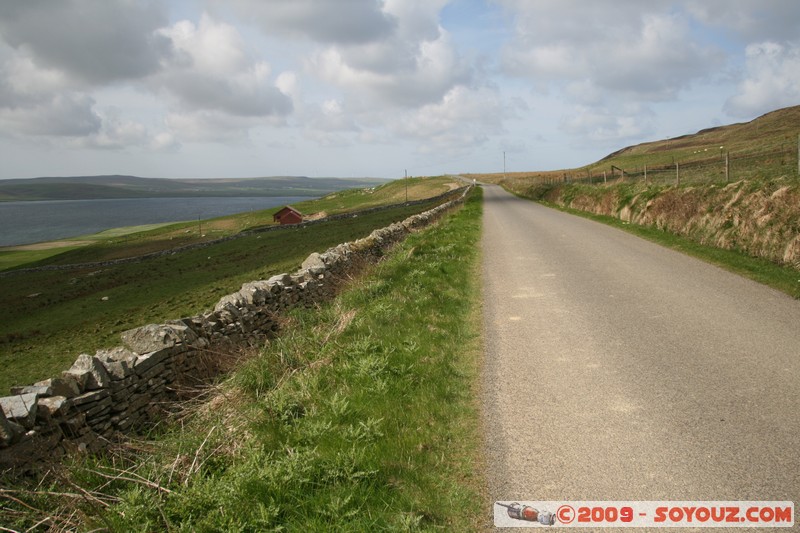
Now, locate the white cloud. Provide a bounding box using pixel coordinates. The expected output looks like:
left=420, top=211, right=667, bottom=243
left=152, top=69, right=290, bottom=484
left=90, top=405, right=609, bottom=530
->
left=75, top=109, right=150, bottom=150
left=493, top=1, right=730, bottom=146
left=151, top=131, right=181, bottom=152
left=5, top=55, right=72, bottom=97
left=725, top=41, right=800, bottom=118
left=560, top=103, right=655, bottom=145
left=499, top=1, right=722, bottom=101
left=0, top=93, right=101, bottom=137
left=0, top=0, right=171, bottom=84
left=304, top=0, right=472, bottom=109
left=165, top=109, right=285, bottom=143
left=685, top=0, right=800, bottom=43
left=396, top=85, right=508, bottom=153
left=221, top=0, right=397, bottom=44
left=156, top=14, right=292, bottom=118
left=150, top=14, right=294, bottom=143
left=312, top=33, right=471, bottom=109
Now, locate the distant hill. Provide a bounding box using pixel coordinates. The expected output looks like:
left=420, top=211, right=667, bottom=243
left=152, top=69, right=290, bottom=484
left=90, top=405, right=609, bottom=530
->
left=0, top=175, right=390, bottom=202
left=592, top=104, right=800, bottom=171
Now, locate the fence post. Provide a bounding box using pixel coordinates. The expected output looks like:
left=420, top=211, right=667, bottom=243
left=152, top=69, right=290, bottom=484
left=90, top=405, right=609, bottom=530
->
left=644, top=165, right=647, bottom=185
left=676, top=162, right=680, bottom=186
left=604, top=171, right=607, bottom=184
left=725, top=151, right=730, bottom=183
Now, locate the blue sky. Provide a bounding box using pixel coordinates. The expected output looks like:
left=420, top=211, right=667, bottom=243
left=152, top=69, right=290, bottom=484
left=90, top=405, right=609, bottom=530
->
left=0, top=0, right=798, bottom=179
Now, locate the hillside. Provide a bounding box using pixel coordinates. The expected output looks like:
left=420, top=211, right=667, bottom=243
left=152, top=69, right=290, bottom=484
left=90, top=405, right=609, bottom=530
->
left=470, top=104, right=800, bottom=185
left=591, top=104, right=800, bottom=173
left=0, top=175, right=389, bottom=201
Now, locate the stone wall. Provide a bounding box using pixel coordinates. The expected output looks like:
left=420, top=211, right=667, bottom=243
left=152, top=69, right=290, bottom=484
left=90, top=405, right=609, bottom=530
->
left=0, top=187, right=470, bottom=471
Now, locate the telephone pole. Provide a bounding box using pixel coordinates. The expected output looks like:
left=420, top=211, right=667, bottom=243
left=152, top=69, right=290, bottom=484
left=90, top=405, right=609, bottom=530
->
left=503, top=151, right=506, bottom=180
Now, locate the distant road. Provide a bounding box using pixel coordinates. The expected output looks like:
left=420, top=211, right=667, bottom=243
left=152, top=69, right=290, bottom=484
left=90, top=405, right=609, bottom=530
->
left=481, top=185, right=800, bottom=514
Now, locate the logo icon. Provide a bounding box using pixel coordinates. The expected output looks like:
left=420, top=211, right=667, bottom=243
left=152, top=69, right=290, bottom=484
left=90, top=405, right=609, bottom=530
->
left=496, top=502, right=556, bottom=525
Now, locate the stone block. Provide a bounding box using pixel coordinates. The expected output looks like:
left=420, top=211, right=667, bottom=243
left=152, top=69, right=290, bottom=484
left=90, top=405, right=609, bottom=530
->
left=133, top=348, right=172, bottom=375
left=267, top=273, right=292, bottom=286
left=71, top=389, right=110, bottom=407
left=10, top=384, right=52, bottom=397
left=214, top=293, right=246, bottom=313
left=95, top=347, right=137, bottom=380
left=301, top=252, right=325, bottom=272
left=36, top=396, right=71, bottom=421
left=65, top=354, right=110, bottom=391
left=0, top=394, right=39, bottom=429
left=140, top=362, right=167, bottom=381
left=0, top=409, right=23, bottom=446
left=121, top=323, right=183, bottom=354
left=36, top=377, right=81, bottom=398
left=84, top=400, right=112, bottom=418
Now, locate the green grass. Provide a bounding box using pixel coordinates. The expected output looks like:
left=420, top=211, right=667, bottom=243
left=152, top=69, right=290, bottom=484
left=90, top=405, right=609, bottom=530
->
left=539, top=200, right=800, bottom=299
left=2, top=189, right=486, bottom=532
left=291, top=176, right=457, bottom=216
left=0, top=196, right=452, bottom=394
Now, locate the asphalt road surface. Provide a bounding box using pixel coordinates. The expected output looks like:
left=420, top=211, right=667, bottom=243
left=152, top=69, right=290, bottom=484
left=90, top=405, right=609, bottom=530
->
left=480, top=184, right=800, bottom=528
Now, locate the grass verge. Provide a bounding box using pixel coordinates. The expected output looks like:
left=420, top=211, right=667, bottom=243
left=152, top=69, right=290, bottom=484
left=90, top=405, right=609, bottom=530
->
left=2, top=188, right=486, bottom=532
left=538, top=200, right=800, bottom=299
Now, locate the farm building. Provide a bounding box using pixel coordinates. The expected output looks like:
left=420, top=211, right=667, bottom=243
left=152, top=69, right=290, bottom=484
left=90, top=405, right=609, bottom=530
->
left=273, top=206, right=303, bottom=225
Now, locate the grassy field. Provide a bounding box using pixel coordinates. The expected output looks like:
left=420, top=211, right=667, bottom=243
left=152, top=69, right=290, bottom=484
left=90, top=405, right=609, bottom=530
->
left=3, top=188, right=486, bottom=532
left=0, top=176, right=456, bottom=271
left=0, top=177, right=458, bottom=394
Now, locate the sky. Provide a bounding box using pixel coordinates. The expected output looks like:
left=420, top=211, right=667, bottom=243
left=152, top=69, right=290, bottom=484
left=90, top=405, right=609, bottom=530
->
left=0, top=0, right=798, bottom=180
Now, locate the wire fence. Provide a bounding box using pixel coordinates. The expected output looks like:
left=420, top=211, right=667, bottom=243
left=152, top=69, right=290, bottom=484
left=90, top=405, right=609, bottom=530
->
left=540, top=145, right=800, bottom=187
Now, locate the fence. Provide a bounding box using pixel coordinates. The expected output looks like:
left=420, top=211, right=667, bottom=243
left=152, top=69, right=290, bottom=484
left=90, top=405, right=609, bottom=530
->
left=540, top=143, right=800, bottom=187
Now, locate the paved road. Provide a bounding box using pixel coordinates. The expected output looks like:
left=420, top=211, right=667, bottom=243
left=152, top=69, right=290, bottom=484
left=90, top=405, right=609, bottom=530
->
left=481, top=184, right=800, bottom=526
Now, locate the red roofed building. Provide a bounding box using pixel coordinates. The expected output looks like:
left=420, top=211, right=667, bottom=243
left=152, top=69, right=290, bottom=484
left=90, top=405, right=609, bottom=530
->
left=273, top=206, right=303, bottom=225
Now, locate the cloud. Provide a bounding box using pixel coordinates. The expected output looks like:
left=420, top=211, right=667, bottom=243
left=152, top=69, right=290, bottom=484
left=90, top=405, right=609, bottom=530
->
left=395, top=85, right=509, bottom=153
left=0, top=9, right=294, bottom=147
left=685, top=0, right=800, bottom=43
left=725, top=41, right=800, bottom=118
left=221, top=0, right=397, bottom=44
left=75, top=109, right=150, bottom=150
left=0, top=93, right=101, bottom=137
left=156, top=15, right=292, bottom=118
left=0, top=0, right=171, bottom=84
left=306, top=0, right=472, bottom=109
left=560, top=103, right=655, bottom=145
left=148, top=14, right=294, bottom=143
left=150, top=131, right=181, bottom=152
left=493, top=1, right=730, bottom=146
left=498, top=1, right=722, bottom=101
left=165, top=109, right=286, bottom=143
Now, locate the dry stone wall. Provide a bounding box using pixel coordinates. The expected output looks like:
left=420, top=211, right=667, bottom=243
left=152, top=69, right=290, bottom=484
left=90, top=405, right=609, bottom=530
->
left=0, top=187, right=470, bottom=471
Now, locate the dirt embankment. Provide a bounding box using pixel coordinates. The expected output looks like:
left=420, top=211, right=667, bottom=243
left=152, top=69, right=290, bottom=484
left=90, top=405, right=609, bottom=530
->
left=512, top=179, right=800, bottom=270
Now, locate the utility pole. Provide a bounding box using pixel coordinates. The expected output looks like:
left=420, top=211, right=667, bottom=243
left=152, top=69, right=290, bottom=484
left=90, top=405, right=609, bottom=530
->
left=503, top=151, right=506, bottom=181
